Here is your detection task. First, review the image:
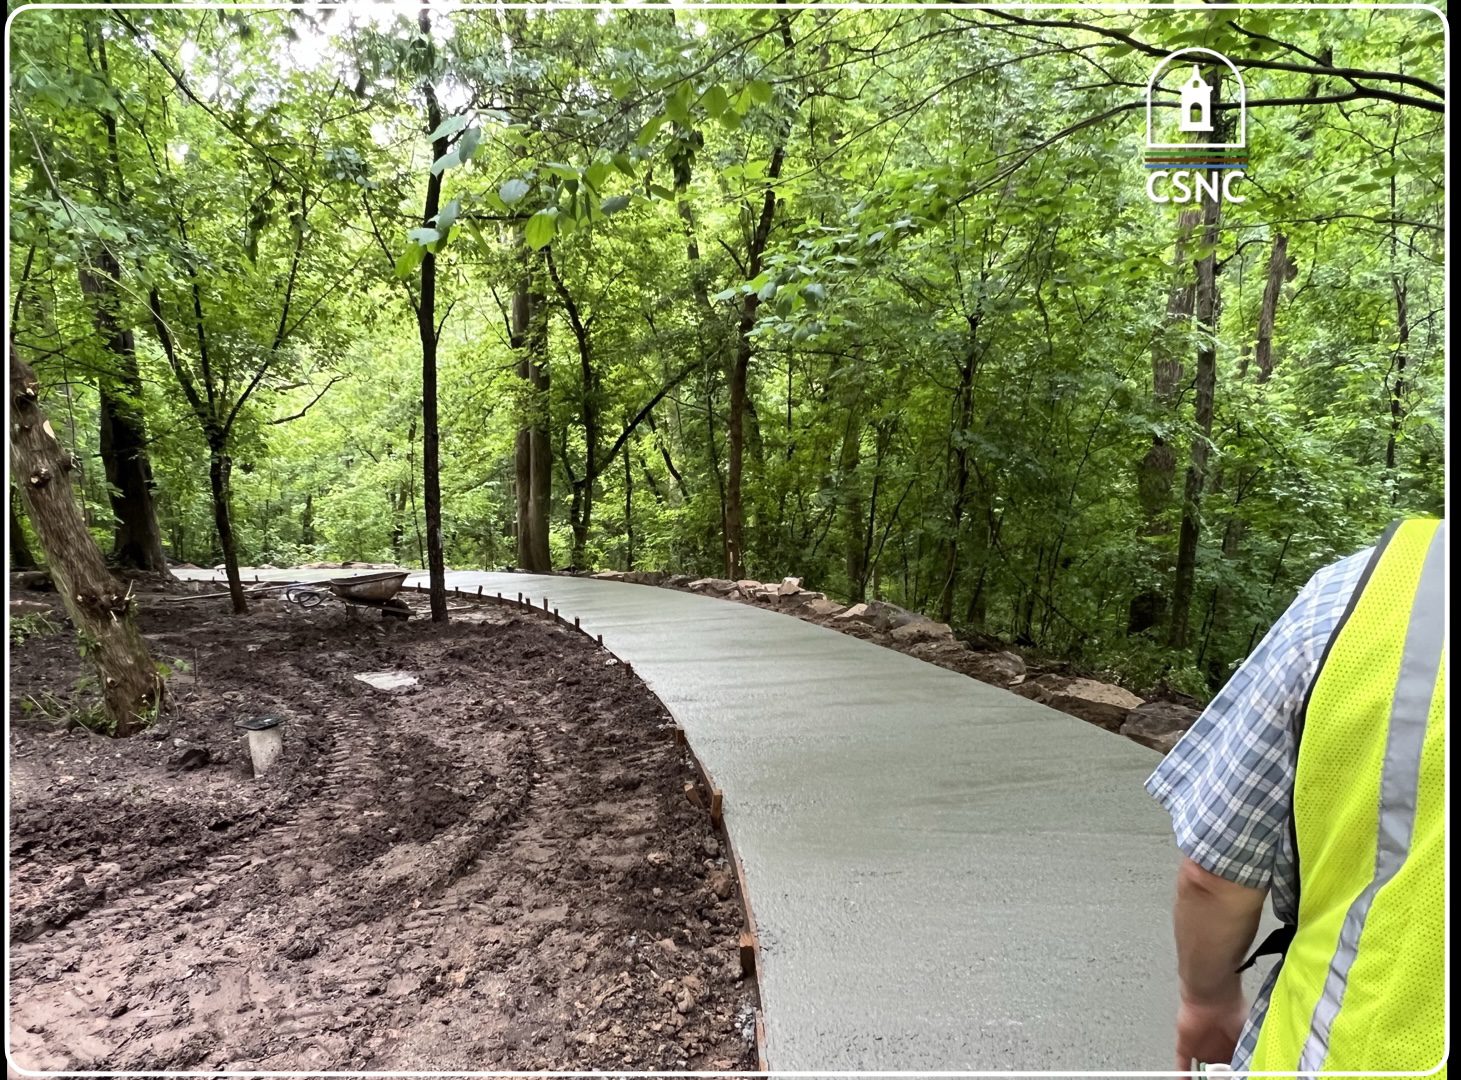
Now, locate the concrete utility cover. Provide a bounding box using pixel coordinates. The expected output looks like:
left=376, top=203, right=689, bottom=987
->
left=353, top=670, right=419, bottom=692
left=178, top=567, right=1276, bottom=1071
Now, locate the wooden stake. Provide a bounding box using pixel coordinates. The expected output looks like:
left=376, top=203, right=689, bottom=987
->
left=684, top=782, right=704, bottom=809
left=739, top=931, right=757, bottom=978
left=710, top=789, right=724, bottom=828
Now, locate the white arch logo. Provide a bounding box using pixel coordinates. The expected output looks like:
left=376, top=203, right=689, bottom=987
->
left=1144, top=48, right=1249, bottom=205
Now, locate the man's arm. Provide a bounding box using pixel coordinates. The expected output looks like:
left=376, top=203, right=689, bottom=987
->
left=1172, top=856, right=1268, bottom=1071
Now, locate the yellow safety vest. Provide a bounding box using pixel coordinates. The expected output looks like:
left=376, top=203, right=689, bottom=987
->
left=1250, top=517, right=1446, bottom=1075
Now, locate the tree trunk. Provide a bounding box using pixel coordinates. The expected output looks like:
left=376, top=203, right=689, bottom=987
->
left=417, top=10, right=449, bottom=621
left=1128, top=207, right=1201, bottom=635
left=301, top=491, right=315, bottom=547
left=839, top=407, right=865, bottom=599
left=10, top=342, right=161, bottom=734
left=938, top=321, right=980, bottom=625
left=1254, top=232, right=1290, bottom=384
left=548, top=251, right=595, bottom=569
left=79, top=256, right=170, bottom=575
left=724, top=143, right=786, bottom=579
left=511, top=252, right=552, bottom=572
left=10, top=486, right=37, bottom=569
left=623, top=430, right=634, bottom=570
left=206, top=438, right=247, bottom=614
left=1168, top=194, right=1222, bottom=650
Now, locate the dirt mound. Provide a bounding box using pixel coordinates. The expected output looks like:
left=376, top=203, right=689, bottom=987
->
left=8, top=590, right=756, bottom=1071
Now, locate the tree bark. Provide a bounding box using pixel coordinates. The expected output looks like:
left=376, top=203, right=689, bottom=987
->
left=84, top=27, right=170, bottom=576
left=938, top=318, right=980, bottom=625
left=10, top=341, right=161, bottom=734
left=1168, top=193, right=1222, bottom=650
left=205, top=436, right=247, bottom=614
left=417, top=4, right=449, bottom=621
left=79, top=256, right=170, bottom=575
left=1128, top=207, right=1201, bottom=635
left=547, top=251, right=596, bottom=568
left=10, top=485, right=37, bottom=569
left=511, top=251, right=552, bottom=572
left=1253, top=232, right=1291, bottom=384
left=724, top=142, right=786, bottom=579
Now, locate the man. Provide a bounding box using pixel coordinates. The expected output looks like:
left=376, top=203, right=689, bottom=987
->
left=1146, top=517, right=1445, bottom=1075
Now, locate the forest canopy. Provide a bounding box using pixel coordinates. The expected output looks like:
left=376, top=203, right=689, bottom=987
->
left=7, top=2, right=1445, bottom=698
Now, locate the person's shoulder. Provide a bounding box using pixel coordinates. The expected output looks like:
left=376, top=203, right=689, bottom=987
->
left=1290, top=545, right=1373, bottom=635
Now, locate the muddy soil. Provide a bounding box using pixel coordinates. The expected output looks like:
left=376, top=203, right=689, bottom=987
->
left=7, top=583, right=757, bottom=1071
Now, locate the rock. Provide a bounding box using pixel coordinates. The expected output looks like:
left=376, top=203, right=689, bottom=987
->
left=801, top=597, right=845, bottom=618
left=833, top=603, right=871, bottom=622
left=1019, top=675, right=1144, bottom=731
left=593, top=570, right=628, bottom=581
left=10, top=570, right=53, bottom=592
left=702, top=836, right=720, bottom=858
left=354, top=670, right=419, bottom=692
left=965, top=649, right=1027, bottom=687
left=664, top=575, right=694, bottom=588
left=688, top=578, right=735, bottom=594
left=9, top=599, right=52, bottom=616
left=777, top=577, right=802, bottom=596
left=1120, top=700, right=1201, bottom=753
left=167, top=744, right=211, bottom=771
left=708, top=871, right=735, bottom=900
left=889, top=619, right=955, bottom=644
left=863, top=601, right=925, bottom=631
left=733, top=579, right=761, bottom=596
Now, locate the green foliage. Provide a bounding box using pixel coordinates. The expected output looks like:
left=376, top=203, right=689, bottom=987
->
left=9, top=612, right=62, bottom=645
left=8, top=6, right=1444, bottom=699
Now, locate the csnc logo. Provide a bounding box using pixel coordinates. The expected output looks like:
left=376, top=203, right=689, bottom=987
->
left=1144, top=48, right=1248, bottom=205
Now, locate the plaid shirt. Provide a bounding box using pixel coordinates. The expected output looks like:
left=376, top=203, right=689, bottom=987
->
left=1145, top=547, right=1371, bottom=1070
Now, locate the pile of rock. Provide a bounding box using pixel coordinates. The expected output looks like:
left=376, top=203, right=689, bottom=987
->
left=658, top=571, right=1202, bottom=754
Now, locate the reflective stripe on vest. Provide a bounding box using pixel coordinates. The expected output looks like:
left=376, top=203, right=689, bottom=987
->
left=1251, top=518, right=1446, bottom=1076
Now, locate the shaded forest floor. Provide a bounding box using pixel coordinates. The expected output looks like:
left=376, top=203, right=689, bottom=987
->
left=7, top=581, right=756, bottom=1071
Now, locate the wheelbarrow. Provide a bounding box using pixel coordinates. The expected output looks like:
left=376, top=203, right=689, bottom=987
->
left=286, top=571, right=413, bottom=619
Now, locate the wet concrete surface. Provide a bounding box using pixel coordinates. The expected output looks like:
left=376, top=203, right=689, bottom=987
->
left=177, top=568, right=1235, bottom=1069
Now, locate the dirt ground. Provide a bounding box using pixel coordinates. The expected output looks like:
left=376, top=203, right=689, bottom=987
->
left=7, top=579, right=758, bottom=1071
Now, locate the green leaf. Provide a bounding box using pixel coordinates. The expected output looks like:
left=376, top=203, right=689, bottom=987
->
left=702, top=83, right=731, bottom=118
left=457, top=126, right=482, bottom=164
left=430, top=149, right=461, bottom=176
left=408, top=226, right=441, bottom=245
left=600, top=194, right=631, bottom=215
left=585, top=160, right=612, bottom=193
left=525, top=208, right=558, bottom=249
left=748, top=79, right=774, bottom=106
left=499, top=178, right=531, bottom=206
left=395, top=243, right=425, bottom=278
left=636, top=113, right=668, bottom=147
left=426, top=114, right=467, bottom=143
left=436, top=198, right=461, bottom=229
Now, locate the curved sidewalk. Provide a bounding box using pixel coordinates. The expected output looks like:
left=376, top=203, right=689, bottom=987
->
left=187, top=569, right=1183, bottom=1070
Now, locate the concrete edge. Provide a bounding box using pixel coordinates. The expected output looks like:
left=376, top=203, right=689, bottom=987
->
left=414, top=581, right=773, bottom=1072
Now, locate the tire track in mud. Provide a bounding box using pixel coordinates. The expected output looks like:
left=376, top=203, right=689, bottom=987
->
left=10, top=602, right=756, bottom=1073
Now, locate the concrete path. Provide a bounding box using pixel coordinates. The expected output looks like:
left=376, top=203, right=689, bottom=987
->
left=182, top=568, right=1190, bottom=1070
